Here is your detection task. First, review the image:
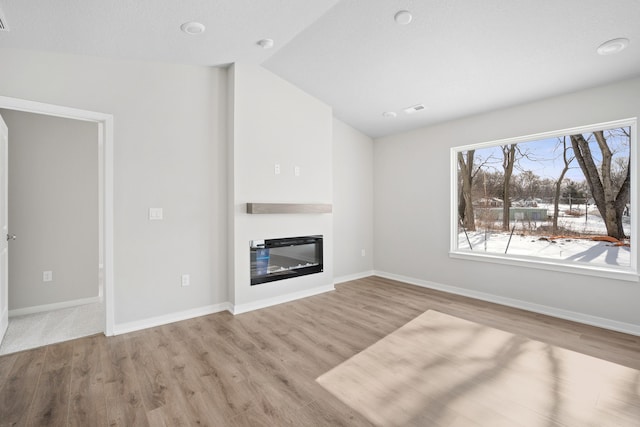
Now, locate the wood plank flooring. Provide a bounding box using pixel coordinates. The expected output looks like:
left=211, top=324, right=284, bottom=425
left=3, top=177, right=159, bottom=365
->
left=1, top=276, right=639, bottom=426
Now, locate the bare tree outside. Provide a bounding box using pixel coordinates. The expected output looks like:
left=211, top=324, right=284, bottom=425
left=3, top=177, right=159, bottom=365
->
left=501, top=144, right=516, bottom=231
left=457, top=150, right=476, bottom=231
left=571, top=130, right=630, bottom=239
left=553, top=136, right=574, bottom=233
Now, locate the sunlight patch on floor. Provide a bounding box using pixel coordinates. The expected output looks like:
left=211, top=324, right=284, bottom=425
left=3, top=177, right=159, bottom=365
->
left=317, top=310, right=640, bottom=427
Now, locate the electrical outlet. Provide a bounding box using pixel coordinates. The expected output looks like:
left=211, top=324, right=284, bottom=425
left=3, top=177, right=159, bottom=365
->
left=294, top=166, right=300, bottom=176
left=181, top=274, right=190, bottom=287
left=274, top=164, right=281, bottom=175
left=361, top=249, right=366, bottom=257
left=149, top=208, right=163, bottom=220
left=43, top=271, right=53, bottom=282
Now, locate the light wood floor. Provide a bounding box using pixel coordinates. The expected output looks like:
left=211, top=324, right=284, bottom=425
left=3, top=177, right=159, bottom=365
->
left=1, top=276, right=639, bottom=426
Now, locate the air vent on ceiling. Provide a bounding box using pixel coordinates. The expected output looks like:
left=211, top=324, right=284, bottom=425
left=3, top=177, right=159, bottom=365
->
left=0, top=9, right=9, bottom=32
left=404, top=104, right=425, bottom=114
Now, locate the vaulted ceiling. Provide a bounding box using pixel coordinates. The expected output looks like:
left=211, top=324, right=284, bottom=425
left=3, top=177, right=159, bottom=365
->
left=1, top=0, right=639, bottom=137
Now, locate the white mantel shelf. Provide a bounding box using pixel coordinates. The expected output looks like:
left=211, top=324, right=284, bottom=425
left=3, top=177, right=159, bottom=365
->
left=246, top=203, right=332, bottom=214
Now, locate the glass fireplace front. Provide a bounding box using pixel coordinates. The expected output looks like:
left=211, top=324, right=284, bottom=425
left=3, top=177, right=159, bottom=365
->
left=250, top=235, right=323, bottom=285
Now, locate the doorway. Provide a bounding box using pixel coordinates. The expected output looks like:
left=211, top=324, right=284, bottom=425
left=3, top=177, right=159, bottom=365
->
left=0, top=96, right=114, bottom=350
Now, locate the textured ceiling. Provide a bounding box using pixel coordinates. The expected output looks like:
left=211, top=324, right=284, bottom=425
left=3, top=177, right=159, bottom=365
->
left=1, top=0, right=639, bottom=138
left=265, top=0, right=640, bottom=137
left=0, top=0, right=339, bottom=65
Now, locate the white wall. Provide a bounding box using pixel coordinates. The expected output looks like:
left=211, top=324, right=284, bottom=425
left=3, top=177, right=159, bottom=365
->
left=2, top=110, right=98, bottom=310
left=332, top=118, right=374, bottom=281
left=374, top=76, right=640, bottom=333
left=228, top=63, right=333, bottom=310
left=0, top=48, right=228, bottom=327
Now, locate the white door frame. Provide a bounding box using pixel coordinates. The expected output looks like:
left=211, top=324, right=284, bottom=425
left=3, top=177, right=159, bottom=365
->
left=1, top=114, right=8, bottom=343
left=0, top=96, right=115, bottom=336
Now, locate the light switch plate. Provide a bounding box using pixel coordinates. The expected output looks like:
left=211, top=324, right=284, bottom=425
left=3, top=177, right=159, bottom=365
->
left=149, top=208, right=163, bottom=220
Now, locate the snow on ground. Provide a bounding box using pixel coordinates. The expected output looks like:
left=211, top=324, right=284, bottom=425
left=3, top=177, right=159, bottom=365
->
left=458, top=204, right=631, bottom=268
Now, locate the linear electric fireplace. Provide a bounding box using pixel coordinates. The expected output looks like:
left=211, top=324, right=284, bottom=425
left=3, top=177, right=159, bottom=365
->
left=250, top=235, right=323, bottom=285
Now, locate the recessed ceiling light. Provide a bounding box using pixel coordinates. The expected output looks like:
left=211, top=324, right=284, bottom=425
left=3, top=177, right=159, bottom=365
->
left=394, top=10, right=413, bottom=25
left=404, top=104, right=425, bottom=114
left=382, top=111, right=397, bottom=118
left=180, top=21, right=206, bottom=35
left=257, top=39, right=275, bottom=49
left=597, top=38, right=629, bottom=55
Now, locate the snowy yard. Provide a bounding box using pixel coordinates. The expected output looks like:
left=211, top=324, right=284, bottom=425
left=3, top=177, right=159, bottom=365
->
left=458, top=204, right=631, bottom=267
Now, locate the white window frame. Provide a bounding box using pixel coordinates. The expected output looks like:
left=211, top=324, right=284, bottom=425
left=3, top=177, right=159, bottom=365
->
left=450, top=118, right=638, bottom=282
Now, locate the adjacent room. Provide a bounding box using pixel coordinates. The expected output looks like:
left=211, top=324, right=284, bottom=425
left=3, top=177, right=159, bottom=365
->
left=0, top=1, right=639, bottom=425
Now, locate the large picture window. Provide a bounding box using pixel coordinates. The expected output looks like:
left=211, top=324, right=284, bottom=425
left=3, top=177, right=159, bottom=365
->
left=450, top=119, right=637, bottom=281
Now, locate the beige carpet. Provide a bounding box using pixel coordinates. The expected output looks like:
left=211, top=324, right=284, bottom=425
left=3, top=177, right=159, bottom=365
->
left=317, top=310, right=640, bottom=427
left=0, top=302, right=104, bottom=355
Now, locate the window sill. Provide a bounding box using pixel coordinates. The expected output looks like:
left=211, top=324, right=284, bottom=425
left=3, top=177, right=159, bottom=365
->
left=449, top=250, right=639, bottom=282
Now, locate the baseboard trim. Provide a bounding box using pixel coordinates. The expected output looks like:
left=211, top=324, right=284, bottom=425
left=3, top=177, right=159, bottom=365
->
left=9, top=296, right=102, bottom=317
left=333, top=271, right=375, bottom=285
left=113, top=302, right=232, bottom=335
left=373, top=270, right=640, bottom=337
left=232, top=284, right=335, bottom=315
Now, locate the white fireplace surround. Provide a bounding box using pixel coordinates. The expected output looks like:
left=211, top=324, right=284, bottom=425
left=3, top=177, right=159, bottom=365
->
left=228, top=63, right=334, bottom=311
